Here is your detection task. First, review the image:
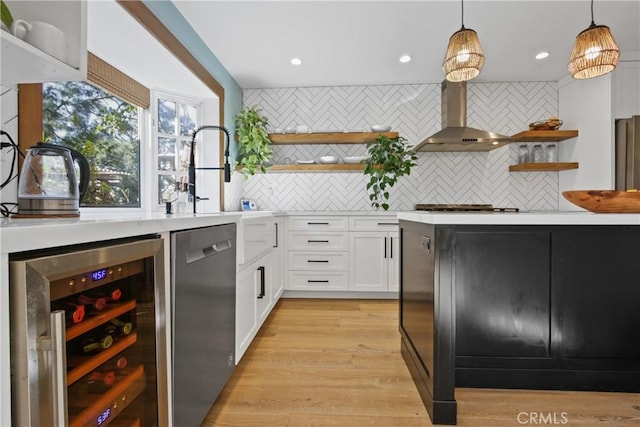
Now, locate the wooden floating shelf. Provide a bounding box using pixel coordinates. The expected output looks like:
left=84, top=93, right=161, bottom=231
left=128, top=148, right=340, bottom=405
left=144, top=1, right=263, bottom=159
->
left=268, top=131, right=398, bottom=145
left=237, top=164, right=367, bottom=172
left=511, top=130, right=579, bottom=142
left=66, top=299, right=137, bottom=341
left=509, top=162, right=579, bottom=172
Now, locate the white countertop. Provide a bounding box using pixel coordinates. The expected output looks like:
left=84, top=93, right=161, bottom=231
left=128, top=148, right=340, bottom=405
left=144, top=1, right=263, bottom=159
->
left=397, top=211, right=640, bottom=225
left=0, top=212, right=253, bottom=254
left=4, top=210, right=638, bottom=255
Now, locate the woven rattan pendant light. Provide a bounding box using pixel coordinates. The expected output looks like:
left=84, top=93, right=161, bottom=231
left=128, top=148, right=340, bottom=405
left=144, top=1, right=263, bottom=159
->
left=443, top=0, right=484, bottom=82
left=568, top=0, right=620, bottom=79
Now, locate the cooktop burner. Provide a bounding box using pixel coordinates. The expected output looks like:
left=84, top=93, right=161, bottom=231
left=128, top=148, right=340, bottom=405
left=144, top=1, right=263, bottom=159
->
left=415, top=203, right=519, bottom=212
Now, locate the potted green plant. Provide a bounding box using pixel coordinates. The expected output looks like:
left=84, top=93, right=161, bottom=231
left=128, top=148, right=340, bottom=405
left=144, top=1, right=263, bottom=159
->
left=234, top=106, right=273, bottom=179
left=364, top=134, right=417, bottom=210
left=1, top=0, right=14, bottom=30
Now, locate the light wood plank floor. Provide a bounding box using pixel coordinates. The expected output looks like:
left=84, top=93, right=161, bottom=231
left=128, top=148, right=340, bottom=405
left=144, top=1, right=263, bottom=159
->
left=203, top=299, right=640, bottom=426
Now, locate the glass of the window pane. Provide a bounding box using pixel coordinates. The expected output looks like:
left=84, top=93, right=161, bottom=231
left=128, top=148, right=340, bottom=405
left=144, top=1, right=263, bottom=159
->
left=158, top=137, right=176, bottom=155
left=42, top=81, right=141, bottom=208
left=158, top=175, right=177, bottom=204
left=180, top=104, right=197, bottom=137
left=179, top=139, right=192, bottom=173
left=158, top=99, right=177, bottom=134
left=158, top=158, right=175, bottom=171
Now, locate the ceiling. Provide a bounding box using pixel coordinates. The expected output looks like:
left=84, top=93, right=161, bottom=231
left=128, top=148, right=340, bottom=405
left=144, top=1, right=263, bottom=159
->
left=174, top=0, right=640, bottom=89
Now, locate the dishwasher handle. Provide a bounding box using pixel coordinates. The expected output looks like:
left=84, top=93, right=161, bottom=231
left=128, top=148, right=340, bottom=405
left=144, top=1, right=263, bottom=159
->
left=186, top=239, right=233, bottom=264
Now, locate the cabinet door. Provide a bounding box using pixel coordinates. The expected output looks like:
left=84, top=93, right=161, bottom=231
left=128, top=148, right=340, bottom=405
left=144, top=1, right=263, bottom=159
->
left=236, top=263, right=258, bottom=362
left=387, top=231, right=399, bottom=292
left=271, top=219, right=284, bottom=301
left=455, top=228, right=551, bottom=358
left=256, top=256, right=273, bottom=325
left=553, top=227, right=640, bottom=359
left=349, top=232, right=387, bottom=291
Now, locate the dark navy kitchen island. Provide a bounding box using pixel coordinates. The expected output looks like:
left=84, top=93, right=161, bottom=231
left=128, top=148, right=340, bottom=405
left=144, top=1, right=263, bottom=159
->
left=397, top=212, right=640, bottom=425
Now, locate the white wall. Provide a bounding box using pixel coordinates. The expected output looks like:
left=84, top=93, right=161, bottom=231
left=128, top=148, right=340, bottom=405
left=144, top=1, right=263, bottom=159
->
left=0, top=86, right=18, bottom=211
left=243, top=82, right=561, bottom=212
left=558, top=75, right=615, bottom=211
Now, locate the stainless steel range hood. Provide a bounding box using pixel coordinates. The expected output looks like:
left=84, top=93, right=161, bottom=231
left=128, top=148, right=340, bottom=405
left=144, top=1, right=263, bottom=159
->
left=413, top=80, right=513, bottom=152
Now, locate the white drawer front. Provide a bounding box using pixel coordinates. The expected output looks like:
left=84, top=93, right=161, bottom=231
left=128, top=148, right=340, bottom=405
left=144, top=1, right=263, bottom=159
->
left=238, top=217, right=275, bottom=265
left=349, top=216, right=399, bottom=232
left=288, top=216, right=348, bottom=231
left=288, top=252, right=348, bottom=271
left=288, top=232, right=348, bottom=251
left=287, top=271, right=348, bottom=291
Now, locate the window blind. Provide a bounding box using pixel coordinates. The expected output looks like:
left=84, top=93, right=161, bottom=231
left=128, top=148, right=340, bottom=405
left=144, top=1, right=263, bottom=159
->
left=87, top=52, right=150, bottom=109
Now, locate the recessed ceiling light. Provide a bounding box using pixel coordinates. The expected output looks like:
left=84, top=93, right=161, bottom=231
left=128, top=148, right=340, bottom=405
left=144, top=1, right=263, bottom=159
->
left=290, top=57, right=302, bottom=66
left=535, top=51, right=550, bottom=60
left=399, top=55, right=412, bottom=63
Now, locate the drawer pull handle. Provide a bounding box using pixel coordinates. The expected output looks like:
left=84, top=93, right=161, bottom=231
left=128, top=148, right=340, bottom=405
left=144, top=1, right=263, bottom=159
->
left=307, top=222, right=329, bottom=225
left=307, top=260, right=329, bottom=263
left=377, top=222, right=399, bottom=226
left=308, top=280, right=329, bottom=283
left=307, top=240, right=329, bottom=243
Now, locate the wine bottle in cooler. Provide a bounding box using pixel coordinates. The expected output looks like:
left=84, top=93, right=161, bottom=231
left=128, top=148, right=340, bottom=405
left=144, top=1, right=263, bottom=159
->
left=70, top=356, right=128, bottom=396
left=86, top=285, right=123, bottom=303
left=52, top=300, right=86, bottom=324
left=105, top=317, right=133, bottom=336
left=82, top=332, right=114, bottom=353
left=77, top=294, right=108, bottom=311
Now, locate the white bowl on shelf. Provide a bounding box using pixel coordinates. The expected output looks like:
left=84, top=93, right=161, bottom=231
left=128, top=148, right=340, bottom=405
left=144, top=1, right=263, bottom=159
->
left=296, top=159, right=315, bottom=165
left=343, top=156, right=368, bottom=164
left=371, top=125, right=392, bottom=132
left=318, top=156, right=339, bottom=164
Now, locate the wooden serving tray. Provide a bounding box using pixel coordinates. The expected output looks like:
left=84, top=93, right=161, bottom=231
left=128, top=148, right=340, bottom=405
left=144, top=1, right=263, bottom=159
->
left=562, top=190, right=640, bottom=213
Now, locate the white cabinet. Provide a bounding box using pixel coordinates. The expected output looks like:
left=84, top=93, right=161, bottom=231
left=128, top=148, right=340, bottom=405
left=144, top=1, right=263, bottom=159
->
left=284, top=214, right=399, bottom=295
left=348, top=216, right=399, bottom=292
left=271, top=217, right=284, bottom=301
left=1, top=1, right=87, bottom=84
left=349, top=229, right=399, bottom=292
left=236, top=252, right=272, bottom=363
left=613, top=60, right=640, bottom=118
left=235, top=214, right=282, bottom=363
left=286, top=216, right=349, bottom=291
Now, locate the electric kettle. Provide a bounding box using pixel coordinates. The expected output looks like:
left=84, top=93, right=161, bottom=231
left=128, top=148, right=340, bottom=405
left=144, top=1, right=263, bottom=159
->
left=17, top=143, right=90, bottom=216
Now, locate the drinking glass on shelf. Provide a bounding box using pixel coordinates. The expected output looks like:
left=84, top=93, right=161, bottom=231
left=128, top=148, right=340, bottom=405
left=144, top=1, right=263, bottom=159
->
left=531, top=144, right=544, bottom=163
left=545, top=144, right=558, bottom=163
left=517, top=145, right=530, bottom=164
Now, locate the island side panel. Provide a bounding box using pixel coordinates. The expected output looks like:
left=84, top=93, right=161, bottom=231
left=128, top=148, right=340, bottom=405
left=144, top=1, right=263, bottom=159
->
left=399, top=220, right=456, bottom=425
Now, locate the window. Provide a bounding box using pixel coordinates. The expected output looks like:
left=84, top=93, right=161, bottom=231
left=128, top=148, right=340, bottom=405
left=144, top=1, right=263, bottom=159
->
left=155, top=94, right=200, bottom=206
left=42, top=81, right=141, bottom=208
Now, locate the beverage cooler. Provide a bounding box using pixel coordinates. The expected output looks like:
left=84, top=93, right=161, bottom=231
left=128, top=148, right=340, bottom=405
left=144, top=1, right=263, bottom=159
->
left=9, top=237, right=169, bottom=427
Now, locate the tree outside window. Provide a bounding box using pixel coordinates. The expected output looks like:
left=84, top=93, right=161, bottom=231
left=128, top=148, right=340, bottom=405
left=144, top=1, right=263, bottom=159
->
left=42, top=81, right=141, bottom=208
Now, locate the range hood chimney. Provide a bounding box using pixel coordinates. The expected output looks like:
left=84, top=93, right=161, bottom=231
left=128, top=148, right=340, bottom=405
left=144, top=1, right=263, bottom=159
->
left=413, top=80, right=512, bottom=152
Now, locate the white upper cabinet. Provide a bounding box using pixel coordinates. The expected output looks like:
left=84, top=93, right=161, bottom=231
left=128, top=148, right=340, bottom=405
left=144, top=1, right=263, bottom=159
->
left=1, top=0, right=87, bottom=84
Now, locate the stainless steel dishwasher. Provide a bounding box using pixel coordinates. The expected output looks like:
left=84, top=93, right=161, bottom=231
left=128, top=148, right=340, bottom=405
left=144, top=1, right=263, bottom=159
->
left=171, top=223, right=236, bottom=426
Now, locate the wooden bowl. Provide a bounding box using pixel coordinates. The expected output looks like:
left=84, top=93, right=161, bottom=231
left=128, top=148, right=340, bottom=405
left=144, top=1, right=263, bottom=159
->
left=562, top=190, right=640, bottom=213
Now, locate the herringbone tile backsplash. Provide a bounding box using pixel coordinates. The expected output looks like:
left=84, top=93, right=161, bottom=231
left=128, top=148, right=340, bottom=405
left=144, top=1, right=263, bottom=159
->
left=240, top=82, right=560, bottom=212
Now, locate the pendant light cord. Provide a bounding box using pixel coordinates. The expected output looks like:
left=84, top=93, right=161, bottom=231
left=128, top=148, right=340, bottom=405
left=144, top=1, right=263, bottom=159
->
left=461, top=0, right=465, bottom=29
left=590, top=0, right=595, bottom=25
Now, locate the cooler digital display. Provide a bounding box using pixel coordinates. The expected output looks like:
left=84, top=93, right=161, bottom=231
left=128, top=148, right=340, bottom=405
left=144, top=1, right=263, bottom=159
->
left=92, top=268, right=108, bottom=281
left=96, top=407, right=111, bottom=426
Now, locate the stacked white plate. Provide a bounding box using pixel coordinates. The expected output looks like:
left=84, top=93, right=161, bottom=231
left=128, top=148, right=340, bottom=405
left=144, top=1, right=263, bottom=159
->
left=343, top=156, right=368, bottom=164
